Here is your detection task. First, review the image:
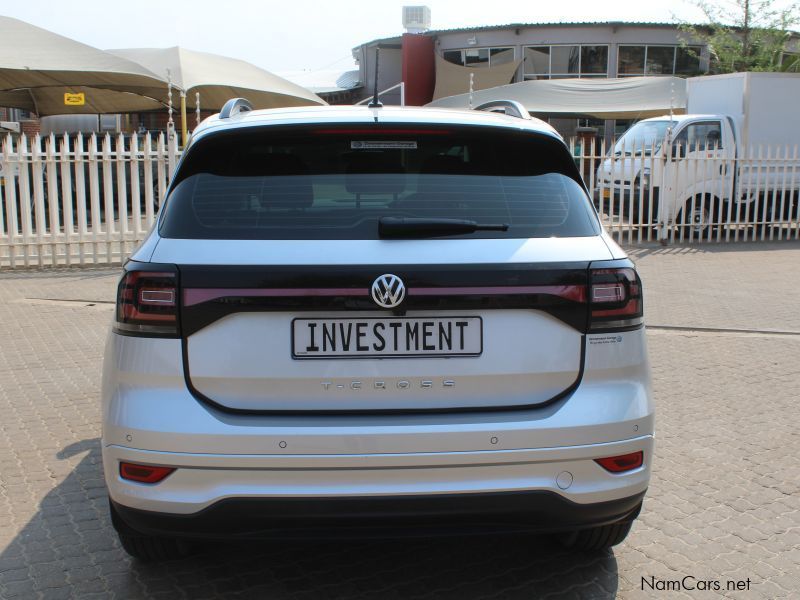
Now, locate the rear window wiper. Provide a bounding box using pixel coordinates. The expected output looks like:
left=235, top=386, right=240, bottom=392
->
left=378, top=217, right=509, bottom=238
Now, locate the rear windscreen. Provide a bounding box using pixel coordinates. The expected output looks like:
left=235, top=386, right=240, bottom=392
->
left=159, top=125, right=600, bottom=240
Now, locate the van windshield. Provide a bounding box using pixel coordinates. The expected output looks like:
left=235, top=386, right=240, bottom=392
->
left=614, top=120, right=675, bottom=156
left=159, top=125, right=600, bottom=240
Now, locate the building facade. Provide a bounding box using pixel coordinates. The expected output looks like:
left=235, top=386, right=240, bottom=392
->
left=351, top=20, right=797, bottom=139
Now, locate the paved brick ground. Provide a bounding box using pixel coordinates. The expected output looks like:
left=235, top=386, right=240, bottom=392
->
left=0, top=242, right=799, bottom=599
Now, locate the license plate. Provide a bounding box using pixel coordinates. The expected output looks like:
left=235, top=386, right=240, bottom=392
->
left=292, top=317, right=483, bottom=359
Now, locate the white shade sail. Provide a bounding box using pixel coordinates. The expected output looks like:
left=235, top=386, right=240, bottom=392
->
left=108, top=47, right=326, bottom=110
left=432, top=54, right=521, bottom=101
left=0, top=16, right=167, bottom=115
left=427, top=76, right=688, bottom=119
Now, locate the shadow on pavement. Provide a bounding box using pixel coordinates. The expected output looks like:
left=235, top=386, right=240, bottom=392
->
left=625, top=238, right=800, bottom=257
left=0, top=439, right=620, bottom=599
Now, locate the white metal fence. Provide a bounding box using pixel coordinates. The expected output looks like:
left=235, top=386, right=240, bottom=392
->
left=0, top=132, right=178, bottom=268
left=571, top=137, right=800, bottom=245
left=2, top=132, right=800, bottom=269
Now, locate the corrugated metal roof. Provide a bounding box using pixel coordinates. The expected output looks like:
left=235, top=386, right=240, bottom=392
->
left=354, top=20, right=799, bottom=50
left=430, top=21, right=685, bottom=35
left=354, top=21, right=689, bottom=50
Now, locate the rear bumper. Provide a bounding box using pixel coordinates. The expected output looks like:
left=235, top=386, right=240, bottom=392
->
left=104, top=434, right=653, bottom=515
left=111, top=490, right=646, bottom=539
left=102, top=328, right=654, bottom=524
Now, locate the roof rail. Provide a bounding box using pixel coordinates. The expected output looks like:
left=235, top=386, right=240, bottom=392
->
left=474, top=100, right=531, bottom=120
left=219, top=97, right=253, bottom=119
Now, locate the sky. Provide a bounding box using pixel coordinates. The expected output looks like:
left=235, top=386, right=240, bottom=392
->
left=0, top=0, right=733, bottom=79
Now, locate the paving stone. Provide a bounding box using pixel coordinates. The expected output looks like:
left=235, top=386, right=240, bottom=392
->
left=1, top=244, right=799, bottom=598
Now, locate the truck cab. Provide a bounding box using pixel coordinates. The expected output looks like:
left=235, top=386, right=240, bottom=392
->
left=597, top=72, right=800, bottom=239
left=597, top=114, right=736, bottom=235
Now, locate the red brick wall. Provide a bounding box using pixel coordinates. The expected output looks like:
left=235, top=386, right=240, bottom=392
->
left=20, top=120, right=41, bottom=136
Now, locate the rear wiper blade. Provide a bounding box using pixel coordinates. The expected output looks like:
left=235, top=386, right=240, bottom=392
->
left=378, top=217, right=509, bottom=238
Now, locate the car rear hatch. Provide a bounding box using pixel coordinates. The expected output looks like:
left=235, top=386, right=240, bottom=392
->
left=155, top=121, right=610, bottom=412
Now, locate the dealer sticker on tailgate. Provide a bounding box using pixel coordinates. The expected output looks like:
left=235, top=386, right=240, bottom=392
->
left=292, top=317, right=482, bottom=359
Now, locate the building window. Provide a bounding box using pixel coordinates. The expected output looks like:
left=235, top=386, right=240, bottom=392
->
left=550, top=45, right=580, bottom=75
left=646, top=46, right=675, bottom=75
left=618, top=46, right=646, bottom=75
left=581, top=46, right=609, bottom=75
left=619, top=45, right=704, bottom=76
left=443, top=50, right=463, bottom=65
left=443, top=47, right=515, bottom=68
left=490, top=47, right=515, bottom=66
left=523, top=45, right=609, bottom=79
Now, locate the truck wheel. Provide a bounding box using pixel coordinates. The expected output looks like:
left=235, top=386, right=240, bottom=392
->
left=556, top=520, right=634, bottom=551
left=678, top=196, right=716, bottom=238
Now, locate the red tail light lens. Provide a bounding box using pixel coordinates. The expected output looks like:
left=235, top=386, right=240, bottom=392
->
left=115, top=268, right=179, bottom=337
left=589, top=268, right=643, bottom=331
left=120, top=462, right=176, bottom=484
left=595, top=451, right=644, bottom=473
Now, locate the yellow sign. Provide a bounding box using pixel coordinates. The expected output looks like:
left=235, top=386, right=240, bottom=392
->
left=64, top=92, right=85, bottom=106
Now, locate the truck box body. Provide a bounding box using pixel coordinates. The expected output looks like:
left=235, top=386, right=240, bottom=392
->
left=687, top=72, right=800, bottom=151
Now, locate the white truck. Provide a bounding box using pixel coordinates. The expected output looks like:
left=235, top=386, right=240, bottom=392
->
left=596, top=72, right=800, bottom=236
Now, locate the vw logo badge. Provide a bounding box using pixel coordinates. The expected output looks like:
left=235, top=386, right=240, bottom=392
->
left=371, top=274, right=406, bottom=309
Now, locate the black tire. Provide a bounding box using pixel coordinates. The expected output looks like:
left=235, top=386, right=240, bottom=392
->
left=677, top=196, right=719, bottom=239
left=117, top=531, right=191, bottom=562
left=556, top=520, right=634, bottom=551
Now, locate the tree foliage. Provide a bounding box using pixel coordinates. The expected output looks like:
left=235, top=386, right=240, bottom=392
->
left=680, top=0, right=800, bottom=73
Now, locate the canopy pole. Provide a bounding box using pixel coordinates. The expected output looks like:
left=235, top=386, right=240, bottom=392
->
left=180, top=92, right=187, bottom=148
left=195, top=92, right=201, bottom=127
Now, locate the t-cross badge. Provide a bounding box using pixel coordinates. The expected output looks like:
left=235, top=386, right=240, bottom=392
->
left=102, top=100, right=654, bottom=561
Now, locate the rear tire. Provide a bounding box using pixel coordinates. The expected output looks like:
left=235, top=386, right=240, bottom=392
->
left=556, top=520, right=634, bottom=551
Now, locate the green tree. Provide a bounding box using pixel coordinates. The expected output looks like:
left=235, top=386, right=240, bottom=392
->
left=680, top=0, right=800, bottom=73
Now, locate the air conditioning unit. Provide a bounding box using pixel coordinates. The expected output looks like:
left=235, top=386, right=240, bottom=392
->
left=402, top=6, right=431, bottom=34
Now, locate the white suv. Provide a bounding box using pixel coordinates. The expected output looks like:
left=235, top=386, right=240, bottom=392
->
left=102, top=99, right=654, bottom=561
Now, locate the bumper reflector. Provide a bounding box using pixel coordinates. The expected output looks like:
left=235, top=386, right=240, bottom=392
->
left=120, top=462, right=176, bottom=484
left=594, top=451, right=644, bottom=473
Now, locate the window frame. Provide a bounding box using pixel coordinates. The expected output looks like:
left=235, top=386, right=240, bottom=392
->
left=441, top=46, right=516, bottom=68
left=618, top=44, right=705, bottom=76
left=523, top=44, right=609, bottom=79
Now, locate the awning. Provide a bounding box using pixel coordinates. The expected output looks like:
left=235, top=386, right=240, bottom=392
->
left=427, top=76, right=688, bottom=119
left=108, top=47, right=326, bottom=110
left=0, top=87, right=164, bottom=115
left=0, top=16, right=167, bottom=115
left=432, top=54, right=521, bottom=101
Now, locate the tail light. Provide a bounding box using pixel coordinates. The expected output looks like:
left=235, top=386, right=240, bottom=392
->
left=120, top=462, right=175, bottom=484
left=595, top=451, right=644, bottom=473
left=115, top=266, right=179, bottom=337
left=589, top=268, right=643, bottom=332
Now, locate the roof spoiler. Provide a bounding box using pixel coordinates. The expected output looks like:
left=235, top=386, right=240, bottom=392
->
left=219, top=97, right=253, bottom=119
left=474, top=100, right=531, bottom=120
